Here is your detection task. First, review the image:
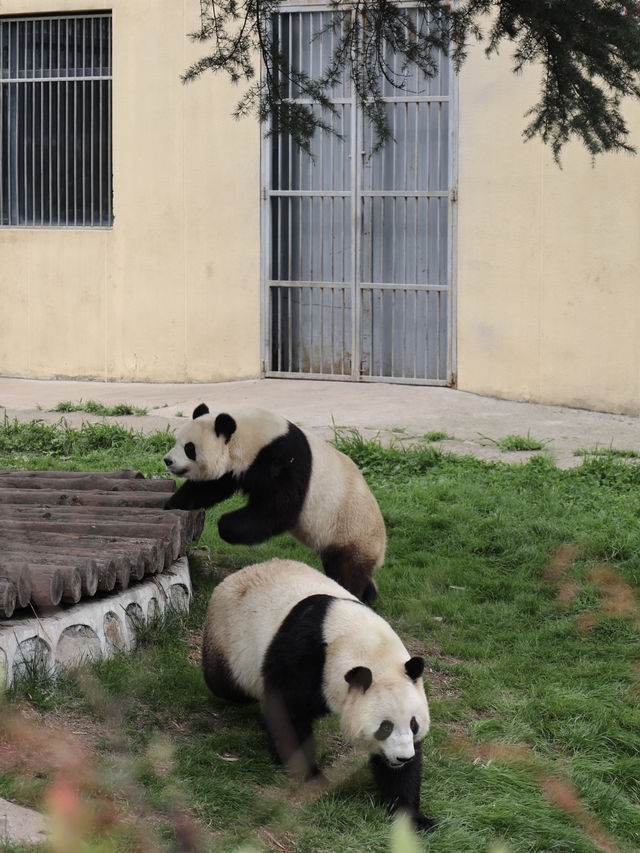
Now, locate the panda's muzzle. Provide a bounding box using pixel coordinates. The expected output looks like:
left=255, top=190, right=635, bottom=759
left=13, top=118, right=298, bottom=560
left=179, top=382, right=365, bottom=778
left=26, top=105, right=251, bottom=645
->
left=388, top=754, right=414, bottom=767
left=164, top=455, right=188, bottom=477
left=380, top=740, right=416, bottom=768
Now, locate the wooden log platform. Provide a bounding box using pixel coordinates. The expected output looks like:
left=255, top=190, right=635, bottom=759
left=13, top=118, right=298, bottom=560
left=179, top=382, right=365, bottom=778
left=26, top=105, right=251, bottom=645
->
left=0, top=470, right=204, bottom=615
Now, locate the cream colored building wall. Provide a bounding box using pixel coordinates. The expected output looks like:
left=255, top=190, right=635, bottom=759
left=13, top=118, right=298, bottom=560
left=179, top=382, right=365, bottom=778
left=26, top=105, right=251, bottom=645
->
left=0, top=0, right=261, bottom=382
left=3, top=5, right=640, bottom=414
left=457, top=47, right=640, bottom=415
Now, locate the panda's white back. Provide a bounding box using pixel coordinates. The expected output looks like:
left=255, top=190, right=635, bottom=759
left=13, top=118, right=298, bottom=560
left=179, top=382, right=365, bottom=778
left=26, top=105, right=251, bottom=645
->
left=203, top=558, right=358, bottom=700
left=292, top=430, right=386, bottom=562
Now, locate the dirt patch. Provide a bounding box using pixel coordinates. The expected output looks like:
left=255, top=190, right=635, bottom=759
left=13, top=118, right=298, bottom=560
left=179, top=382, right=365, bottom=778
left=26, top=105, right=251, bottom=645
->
left=0, top=696, right=213, bottom=851
left=543, top=543, right=581, bottom=583
left=556, top=579, right=580, bottom=608
left=590, top=564, right=637, bottom=617
left=186, top=628, right=203, bottom=668
left=403, top=636, right=468, bottom=704
left=0, top=700, right=99, bottom=780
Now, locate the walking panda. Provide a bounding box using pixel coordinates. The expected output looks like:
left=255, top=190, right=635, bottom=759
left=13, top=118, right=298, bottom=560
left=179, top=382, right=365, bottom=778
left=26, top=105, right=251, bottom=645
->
left=202, top=558, right=434, bottom=832
left=163, top=404, right=386, bottom=602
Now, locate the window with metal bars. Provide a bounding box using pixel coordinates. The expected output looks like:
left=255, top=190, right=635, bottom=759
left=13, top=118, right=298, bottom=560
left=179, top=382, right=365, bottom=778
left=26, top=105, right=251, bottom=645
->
left=0, top=12, right=112, bottom=227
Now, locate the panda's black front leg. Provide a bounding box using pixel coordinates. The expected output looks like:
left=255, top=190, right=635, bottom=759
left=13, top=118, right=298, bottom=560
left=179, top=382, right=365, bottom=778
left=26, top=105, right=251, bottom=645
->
left=262, top=689, right=321, bottom=781
left=370, top=742, right=435, bottom=833
left=164, top=473, right=237, bottom=511
left=218, top=505, right=287, bottom=546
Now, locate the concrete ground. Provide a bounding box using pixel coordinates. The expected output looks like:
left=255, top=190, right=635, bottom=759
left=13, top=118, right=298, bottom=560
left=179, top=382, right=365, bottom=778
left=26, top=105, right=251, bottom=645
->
left=0, top=375, right=638, bottom=468
left=0, top=797, right=49, bottom=846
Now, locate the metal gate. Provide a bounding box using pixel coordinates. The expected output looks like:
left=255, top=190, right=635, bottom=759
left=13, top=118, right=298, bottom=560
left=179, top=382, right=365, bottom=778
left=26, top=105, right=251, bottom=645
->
left=262, top=6, right=456, bottom=383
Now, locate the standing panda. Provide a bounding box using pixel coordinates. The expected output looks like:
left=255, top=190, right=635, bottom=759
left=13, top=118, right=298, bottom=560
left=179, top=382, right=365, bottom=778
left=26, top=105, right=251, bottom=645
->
left=163, top=404, right=386, bottom=602
left=202, top=558, right=434, bottom=833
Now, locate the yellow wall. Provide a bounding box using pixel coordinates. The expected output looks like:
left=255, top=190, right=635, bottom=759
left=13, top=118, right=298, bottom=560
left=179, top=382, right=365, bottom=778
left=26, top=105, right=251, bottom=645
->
left=457, top=48, right=640, bottom=414
left=0, top=0, right=261, bottom=382
left=2, top=5, right=640, bottom=413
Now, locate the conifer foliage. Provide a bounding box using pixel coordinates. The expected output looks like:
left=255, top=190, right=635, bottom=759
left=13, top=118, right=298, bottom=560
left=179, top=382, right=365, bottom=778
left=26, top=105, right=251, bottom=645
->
left=183, top=0, right=640, bottom=160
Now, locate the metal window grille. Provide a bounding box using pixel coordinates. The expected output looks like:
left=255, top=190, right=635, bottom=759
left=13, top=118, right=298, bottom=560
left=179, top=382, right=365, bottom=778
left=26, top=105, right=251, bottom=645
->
left=0, top=12, right=112, bottom=227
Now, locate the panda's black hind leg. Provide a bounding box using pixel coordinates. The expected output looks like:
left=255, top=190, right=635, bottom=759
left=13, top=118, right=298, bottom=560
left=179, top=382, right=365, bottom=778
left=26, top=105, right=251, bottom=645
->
left=320, top=546, right=378, bottom=603
left=361, top=579, right=379, bottom=604
left=202, top=648, right=253, bottom=703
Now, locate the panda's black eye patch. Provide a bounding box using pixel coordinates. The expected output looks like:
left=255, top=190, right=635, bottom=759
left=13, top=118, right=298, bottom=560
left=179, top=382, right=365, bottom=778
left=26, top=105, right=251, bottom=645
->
left=410, top=716, right=419, bottom=735
left=184, top=442, right=196, bottom=461
left=374, top=720, right=394, bottom=741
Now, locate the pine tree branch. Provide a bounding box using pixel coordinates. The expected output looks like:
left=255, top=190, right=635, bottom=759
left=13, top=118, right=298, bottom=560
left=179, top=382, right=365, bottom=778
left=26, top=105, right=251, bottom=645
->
left=183, top=0, right=640, bottom=160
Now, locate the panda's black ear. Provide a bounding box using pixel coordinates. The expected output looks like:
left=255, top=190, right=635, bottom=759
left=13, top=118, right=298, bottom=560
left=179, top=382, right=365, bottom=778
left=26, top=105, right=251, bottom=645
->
left=345, top=666, right=372, bottom=693
left=214, top=413, right=237, bottom=444
left=405, top=657, right=425, bottom=681
left=192, top=403, right=210, bottom=419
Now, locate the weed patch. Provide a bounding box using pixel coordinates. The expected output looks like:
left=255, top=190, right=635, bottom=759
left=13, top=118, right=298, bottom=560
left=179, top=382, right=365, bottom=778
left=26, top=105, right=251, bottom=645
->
left=575, top=445, right=640, bottom=460
left=479, top=432, right=550, bottom=452
left=422, top=430, right=454, bottom=442
left=53, top=399, right=149, bottom=416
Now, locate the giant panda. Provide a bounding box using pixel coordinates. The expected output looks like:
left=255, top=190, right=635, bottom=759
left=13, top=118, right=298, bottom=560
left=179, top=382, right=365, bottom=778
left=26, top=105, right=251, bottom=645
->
left=202, top=558, right=434, bottom=833
left=163, top=403, right=386, bottom=603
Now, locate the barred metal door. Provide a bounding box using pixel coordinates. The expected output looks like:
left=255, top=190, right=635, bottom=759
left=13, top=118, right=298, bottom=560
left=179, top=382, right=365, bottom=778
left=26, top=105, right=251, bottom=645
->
left=262, top=6, right=456, bottom=383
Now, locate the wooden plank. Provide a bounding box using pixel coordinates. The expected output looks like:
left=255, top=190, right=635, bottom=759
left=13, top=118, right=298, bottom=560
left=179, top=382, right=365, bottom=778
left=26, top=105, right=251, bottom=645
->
left=0, top=475, right=175, bottom=493
left=57, top=566, right=82, bottom=605
left=0, top=470, right=201, bottom=615
left=0, top=580, right=17, bottom=619
left=0, top=469, right=145, bottom=479
left=0, top=518, right=184, bottom=560
left=0, top=531, right=172, bottom=573
left=1, top=505, right=196, bottom=543
left=1, top=547, right=123, bottom=593
left=0, top=488, right=170, bottom=508
left=29, top=566, right=63, bottom=607
left=0, top=562, right=31, bottom=608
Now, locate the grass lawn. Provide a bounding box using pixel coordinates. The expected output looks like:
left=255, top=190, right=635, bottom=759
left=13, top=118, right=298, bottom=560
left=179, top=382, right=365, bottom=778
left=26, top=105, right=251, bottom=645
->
left=0, top=416, right=639, bottom=852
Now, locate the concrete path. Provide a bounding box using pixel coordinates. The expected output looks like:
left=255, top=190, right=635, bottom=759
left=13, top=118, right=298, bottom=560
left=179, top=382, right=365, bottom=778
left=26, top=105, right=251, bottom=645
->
left=0, top=796, right=49, bottom=845
left=0, top=376, right=638, bottom=468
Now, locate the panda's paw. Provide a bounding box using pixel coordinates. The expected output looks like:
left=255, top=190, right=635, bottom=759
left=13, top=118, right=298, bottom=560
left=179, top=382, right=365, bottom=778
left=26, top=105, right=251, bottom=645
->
left=164, top=493, right=190, bottom=510
left=413, top=812, right=437, bottom=834
left=299, top=771, right=330, bottom=800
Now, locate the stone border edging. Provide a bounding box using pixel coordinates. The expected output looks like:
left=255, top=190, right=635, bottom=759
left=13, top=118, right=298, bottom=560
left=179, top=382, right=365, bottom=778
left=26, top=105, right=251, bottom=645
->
left=0, top=556, right=191, bottom=689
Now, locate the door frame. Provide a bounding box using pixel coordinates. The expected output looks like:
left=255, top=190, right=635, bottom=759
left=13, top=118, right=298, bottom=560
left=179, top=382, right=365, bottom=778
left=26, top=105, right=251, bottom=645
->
left=260, top=0, right=459, bottom=385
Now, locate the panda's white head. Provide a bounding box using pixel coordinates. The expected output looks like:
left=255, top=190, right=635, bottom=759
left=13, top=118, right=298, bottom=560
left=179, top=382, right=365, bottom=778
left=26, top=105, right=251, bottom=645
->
left=340, top=657, right=430, bottom=767
left=164, top=403, right=236, bottom=481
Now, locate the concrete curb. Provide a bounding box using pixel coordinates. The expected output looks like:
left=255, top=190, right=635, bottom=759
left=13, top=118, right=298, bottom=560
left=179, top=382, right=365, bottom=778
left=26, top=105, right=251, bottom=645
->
left=0, top=557, right=191, bottom=690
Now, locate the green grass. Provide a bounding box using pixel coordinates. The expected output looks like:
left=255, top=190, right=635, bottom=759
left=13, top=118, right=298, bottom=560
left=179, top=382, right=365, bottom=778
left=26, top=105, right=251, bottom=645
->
left=575, top=445, right=640, bottom=460
left=422, top=431, right=454, bottom=443
left=53, top=400, right=149, bottom=417
left=479, top=432, right=549, bottom=452
left=1, top=420, right=640, bottom=851
left=0, top=411, right=173, bottom=476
